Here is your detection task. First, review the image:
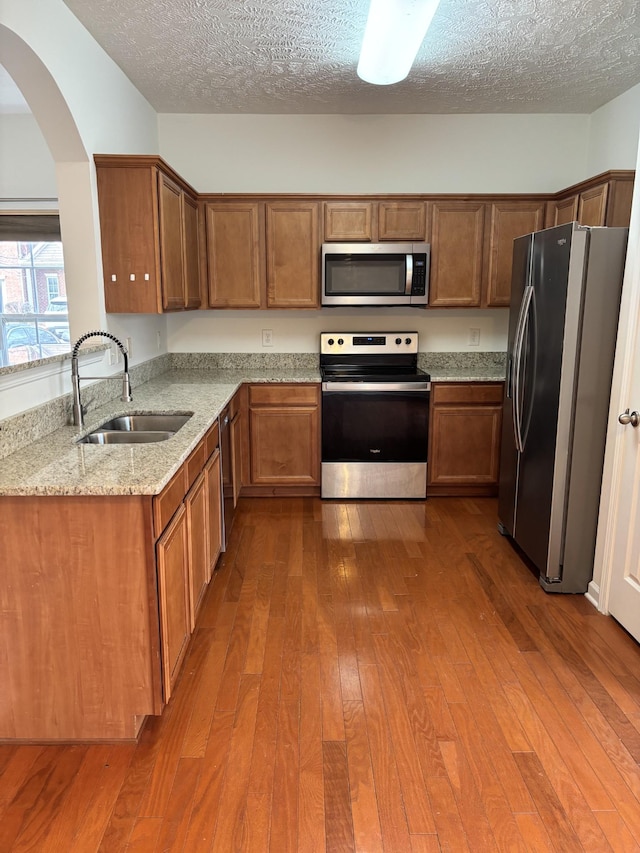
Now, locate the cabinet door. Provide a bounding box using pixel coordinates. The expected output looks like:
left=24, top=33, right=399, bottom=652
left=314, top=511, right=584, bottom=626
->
left=429, top=202, right=485, bottom=307
left=158, top=172, right=187, bottom=310
left=323, top=202, right=374, bottom=241
left=429, top=404, right=502, bottom=486
left=547, top=194, right=579, bottom=227
left=206, top=202, right=264, bottom=308
left=578, top=184, right=608, bottom=226
left=250, top=406, right=320, bottom=485
left=96, top=165, right=161, bottom=313
left=205, top=449, right=222, bottom=576
left=183, top=193, right=201, bottom=309
left=156, top=504, right=190, bottom=701
left=186, top=472, right=208, bottom=629
left=378, top=201, right=427, bottom=240
left=485, top=201, right=546, bottom=307
left=266, top=202, right=319, bottom=308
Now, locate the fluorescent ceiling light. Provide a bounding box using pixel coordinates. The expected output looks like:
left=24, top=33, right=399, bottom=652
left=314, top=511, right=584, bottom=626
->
left=357, top=0, right=441, bottom=86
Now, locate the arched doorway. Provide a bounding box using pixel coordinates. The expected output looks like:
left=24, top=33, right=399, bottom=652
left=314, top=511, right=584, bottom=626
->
left=0, top=24, right=106, bottom=348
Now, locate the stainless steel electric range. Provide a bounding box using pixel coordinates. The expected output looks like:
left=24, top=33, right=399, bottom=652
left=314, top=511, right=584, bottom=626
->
left=320, top=331, right=431, bottom=499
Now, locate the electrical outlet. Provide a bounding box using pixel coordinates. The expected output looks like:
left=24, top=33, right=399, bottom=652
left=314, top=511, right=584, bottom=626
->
left=468, top=328, right=481, bottom=347
left=126, top=336, right=133, bottom=359
left=262, top=329, right=273, bottom=347
left=108, top=342, right=119, bottom=365
left=156, top=331, right=162, bottom=351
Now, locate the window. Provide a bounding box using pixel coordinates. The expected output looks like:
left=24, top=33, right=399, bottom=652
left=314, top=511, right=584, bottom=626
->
left=46, top=274, right=60, bottom=303
left=0, top=215, right=69, bottom=367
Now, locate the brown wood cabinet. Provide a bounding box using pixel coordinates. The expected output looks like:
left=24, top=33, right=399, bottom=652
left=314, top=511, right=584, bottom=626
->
left=265, top=202, right=320, bottom=308
left=429, top=201, right=486, bottom=307
left=428, top=382, right=504, bottom=496
left=156, top=503, right=191, bottom=700
left=205, top=201, right=264, bottom=308
left=485, top=200, right=547, bottom=307
left=546, top=172, right=634, bottom=229
left=0, top=418, right=224, bottom=739
left=245, top=383, right=320, bottom=494
left=323, top=200, right=427, bottom=241
left=203, top=200, right=319, bottom=309
left=96, top=155, right=201, bottom=313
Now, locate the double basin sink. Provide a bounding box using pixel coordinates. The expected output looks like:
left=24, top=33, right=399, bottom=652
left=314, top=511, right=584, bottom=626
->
left=77, top=413, right=193, bottom=444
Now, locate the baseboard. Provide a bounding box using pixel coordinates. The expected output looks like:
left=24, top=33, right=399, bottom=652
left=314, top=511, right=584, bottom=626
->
left=585, top=580, right=601, bottom=611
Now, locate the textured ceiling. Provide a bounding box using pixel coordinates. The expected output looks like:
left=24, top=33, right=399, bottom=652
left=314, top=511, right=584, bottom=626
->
left=54, top=0, right=640, bottom=114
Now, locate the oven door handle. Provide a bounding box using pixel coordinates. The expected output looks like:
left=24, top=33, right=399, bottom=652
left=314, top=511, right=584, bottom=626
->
left=322, top=381, right=431, bottom=392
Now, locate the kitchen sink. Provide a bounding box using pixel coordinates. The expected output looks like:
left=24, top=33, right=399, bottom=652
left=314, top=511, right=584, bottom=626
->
left=94, top=413, right=193, bottom=432
left=76, top=412, right=193, bottom=445
left=78, top=430, right=176, bottom=444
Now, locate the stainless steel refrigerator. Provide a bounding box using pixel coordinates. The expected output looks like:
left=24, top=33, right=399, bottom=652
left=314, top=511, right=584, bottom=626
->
left=498, top=222, right=628, bottom=593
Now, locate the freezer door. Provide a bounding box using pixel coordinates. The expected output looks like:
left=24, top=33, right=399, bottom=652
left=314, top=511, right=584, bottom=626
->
left=512, top=224, right=582, bottom=576
left=497, top=233, right=532, bottom=535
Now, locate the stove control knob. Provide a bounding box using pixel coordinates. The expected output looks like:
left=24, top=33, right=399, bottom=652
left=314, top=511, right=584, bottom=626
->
left=395, top=337, right=402, bottom=345
left=405, top=337, right=412, bottom=345
left=338, top=338, right=344, bottom=345
left=327, top=338, right=334, bottom=346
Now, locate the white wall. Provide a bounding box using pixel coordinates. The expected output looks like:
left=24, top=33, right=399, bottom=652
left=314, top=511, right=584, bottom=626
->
left=167, top=308, right=509, bottom=354
left=159, top=113, right=590, bottom=195
left=0, top=0, right=165, bottom=418
left=587, top=82, right=640, bottom=177
left=0, top=113, right=56, bottom=200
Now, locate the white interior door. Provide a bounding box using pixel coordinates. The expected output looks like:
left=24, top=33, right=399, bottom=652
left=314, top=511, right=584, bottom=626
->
left=595, top=162, right=640, bottom=640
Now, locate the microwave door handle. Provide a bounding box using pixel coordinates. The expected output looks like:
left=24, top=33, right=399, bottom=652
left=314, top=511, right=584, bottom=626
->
left=405, top=254, right=413, bottom=295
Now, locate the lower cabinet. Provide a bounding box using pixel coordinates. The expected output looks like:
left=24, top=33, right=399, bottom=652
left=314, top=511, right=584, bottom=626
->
left=154, top=420, right=222, bottom=701
left=245, top=383, right=320, bottom=494
left=428, top=382, right=504, bottom=496
left=156, top=504, right=191, bottom=701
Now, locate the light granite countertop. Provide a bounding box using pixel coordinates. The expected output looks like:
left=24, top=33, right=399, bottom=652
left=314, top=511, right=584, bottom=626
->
left=0, top=359, right=505, bottom=498
left=427, top=367, right=506, bottom=383
left=0, top=368, right=319, bottom=498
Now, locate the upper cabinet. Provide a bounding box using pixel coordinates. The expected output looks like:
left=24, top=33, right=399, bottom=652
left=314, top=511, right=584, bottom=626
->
left=206, top=202, right=264, bottom=309
left=546, top=172, right=634, bottom=229
left=323, top=200, right=427, bottom=241
left=204, top=200, right=320, bottom=309
left=95, top=155, right=633, bottom=313
left=266, top=202, right=320, bottom=308
left=95, top=156, right=201, bottom=314
left=485, top=200, right=547, bottom=307
left=429, top=201, right=486, bottom=307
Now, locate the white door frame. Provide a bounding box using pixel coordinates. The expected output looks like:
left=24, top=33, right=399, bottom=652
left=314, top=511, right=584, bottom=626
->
left=591, top=147, right=640, bottom=613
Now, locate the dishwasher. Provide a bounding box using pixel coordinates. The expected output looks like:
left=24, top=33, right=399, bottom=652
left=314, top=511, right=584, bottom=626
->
left=219, top=402, right=239, bottom=549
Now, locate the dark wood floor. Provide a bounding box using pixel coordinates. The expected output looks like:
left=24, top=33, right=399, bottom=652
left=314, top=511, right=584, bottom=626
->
left=2, top=497, right=640, bottom=852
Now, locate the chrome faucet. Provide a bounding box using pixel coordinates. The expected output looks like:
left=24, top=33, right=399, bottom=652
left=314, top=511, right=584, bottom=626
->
left=71, top=330, right=132, bottom=428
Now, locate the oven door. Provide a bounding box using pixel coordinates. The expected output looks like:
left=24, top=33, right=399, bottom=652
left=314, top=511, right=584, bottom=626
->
left=321, top=381, right=430, bottom=498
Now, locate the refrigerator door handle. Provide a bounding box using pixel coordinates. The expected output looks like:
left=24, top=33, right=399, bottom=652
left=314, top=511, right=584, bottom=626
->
left=513, top=284, right=534, bottom=453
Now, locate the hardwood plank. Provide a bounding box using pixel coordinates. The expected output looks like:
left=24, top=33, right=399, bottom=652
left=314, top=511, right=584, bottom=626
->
left=359, top=664, right=412, bottom=851
left=7, top=746, right=87, bottom=852
left=180, top=710, right=235, bottom=850
left=298, top=652, right=326, bottom=853
left=323, top=741, right=355, bottom=852
left=152, top=757, right=201, bottom=852
left=343, top=700, right=384, bottom=853
left=513, top=752, right=587, bottom=853
left=210, top=673, right=261, bottom=850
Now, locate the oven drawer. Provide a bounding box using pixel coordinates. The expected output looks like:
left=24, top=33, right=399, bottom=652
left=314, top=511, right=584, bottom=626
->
left=322, top=387, right=429, bottom=463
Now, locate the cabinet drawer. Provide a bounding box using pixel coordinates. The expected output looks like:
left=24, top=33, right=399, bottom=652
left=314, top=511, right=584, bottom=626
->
left=186, top=441, right=206, bottom=489
left=153, top=465, right=187, bottom=535
left=204, top=421, right=220, bottom=459
left=432, top=382, right=504, bottom=406
left=249, top=383, right=319, bottom=407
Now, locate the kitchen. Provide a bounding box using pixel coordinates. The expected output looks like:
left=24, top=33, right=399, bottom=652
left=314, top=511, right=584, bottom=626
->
left=3, top=0, right=640, bottom=849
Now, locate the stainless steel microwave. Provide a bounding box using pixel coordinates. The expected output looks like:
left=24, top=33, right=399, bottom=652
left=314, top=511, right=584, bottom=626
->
left=321, top=242, right=430, bottom=307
